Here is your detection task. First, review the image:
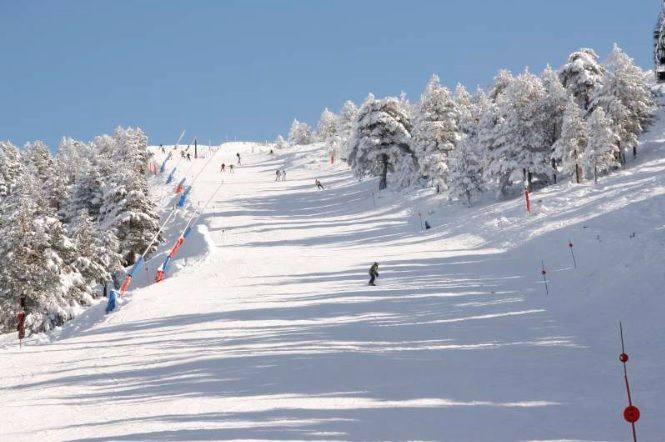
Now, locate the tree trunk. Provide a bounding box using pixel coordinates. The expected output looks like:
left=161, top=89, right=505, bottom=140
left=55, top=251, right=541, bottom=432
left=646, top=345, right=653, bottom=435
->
left=379, top=154, right=388, bottom=190
left=551, top=158, right=557, bottom=184
left=575, top=162, right=581, bottom=184
left=594, top=164, right=598, bottom=183
left=633, top=145, right=637, bottom=158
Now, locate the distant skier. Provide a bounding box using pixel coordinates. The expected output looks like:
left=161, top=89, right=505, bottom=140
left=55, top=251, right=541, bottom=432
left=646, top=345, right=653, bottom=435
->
left=229, top=164, right=234, bottom=173
left=236, top=152, right=242, bottom=165
left=369, top=262, right=379, bottom=286
left=281, top=170, right=286, bottom=181
left=424, top=221, right=431, bottom=230
left=276, top=170, right=281, bottom=181
left=186, top=152, right=191, bottom=161
left=315, top=179, right=325, bottom=190
left=221, top=163, right=226, bottom=173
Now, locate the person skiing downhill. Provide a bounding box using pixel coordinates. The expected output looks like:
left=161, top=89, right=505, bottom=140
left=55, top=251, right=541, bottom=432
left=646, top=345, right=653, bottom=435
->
left=315, top=179, right=324, bottom=190
left=221, top=163, right=226, bottom=173
left=281, top=170, right=286, bottom=181
left=275, top=170, right=281, bottom=181
left=236, top=153, right=241, bottom=165
left=229, top=164, right=234, bottom=173
left=369, top=262, right=379, bottom=286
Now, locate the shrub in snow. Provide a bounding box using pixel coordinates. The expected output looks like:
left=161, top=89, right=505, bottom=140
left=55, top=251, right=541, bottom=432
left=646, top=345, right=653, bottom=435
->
left=348, top=94, right=417, bottom=190
left=288, top=119, right=313, bottom=145
left=412, top=74, right=459, bottom=193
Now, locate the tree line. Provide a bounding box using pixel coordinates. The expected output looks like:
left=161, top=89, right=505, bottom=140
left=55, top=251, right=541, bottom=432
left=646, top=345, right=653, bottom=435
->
left=279, top=45, right=655, bottom=204
left=0, top=127, right=160, bottom=334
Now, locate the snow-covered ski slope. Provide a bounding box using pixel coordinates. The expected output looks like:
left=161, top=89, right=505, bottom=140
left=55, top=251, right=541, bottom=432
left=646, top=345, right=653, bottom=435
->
left=2, top=120, right=665, bottom=441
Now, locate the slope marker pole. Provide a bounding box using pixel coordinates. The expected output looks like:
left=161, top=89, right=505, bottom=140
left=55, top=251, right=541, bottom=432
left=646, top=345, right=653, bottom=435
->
left=619, top=322, right=639, bottom=442
left=568, top=239, right=577, bottom=269
left=541, top=260, right=549, bottom=295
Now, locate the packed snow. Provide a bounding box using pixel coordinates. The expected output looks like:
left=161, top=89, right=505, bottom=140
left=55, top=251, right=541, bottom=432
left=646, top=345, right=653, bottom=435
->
left=0, top=111, right=664, bottom=440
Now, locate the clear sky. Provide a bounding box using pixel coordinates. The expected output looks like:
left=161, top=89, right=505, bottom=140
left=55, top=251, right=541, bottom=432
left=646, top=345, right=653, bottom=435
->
left=0, top=0, right=660, bottom=148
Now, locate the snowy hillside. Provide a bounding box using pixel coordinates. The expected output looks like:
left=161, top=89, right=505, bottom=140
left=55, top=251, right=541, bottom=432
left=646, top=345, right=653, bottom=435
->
left=1, top=119, right=665, bottom=441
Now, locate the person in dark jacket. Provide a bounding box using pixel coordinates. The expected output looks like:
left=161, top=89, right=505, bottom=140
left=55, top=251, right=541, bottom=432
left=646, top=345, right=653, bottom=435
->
left=369, top=262, right=379, bottom=286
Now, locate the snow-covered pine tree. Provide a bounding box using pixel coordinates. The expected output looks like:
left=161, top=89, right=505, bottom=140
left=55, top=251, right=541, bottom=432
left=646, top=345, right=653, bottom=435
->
left=485, top=70, right=553, bottom=193
left=69, top=210, right=123, bottom=288
left=540, top=64, right=571, bottom=178
left=558, top=48, right=605, bottom=110
left=412, top=74, right=459, bottom=192
left=553, top=99, right=588, bottom=183
left=99, top=168, right=161, bottom=266
left=316, top=108, right=338, bottom=142
left=288, top=119, right=313, bottom=145
left=592, top=44, right=656, bottom=160
left=274, top=135, right=289, bottom=149
left=0, top=172, right=85, bottom=334
left=347, top=94, right=417, bottom=190
left=0, top=141, right=23, bottom=197
left=489, top=69, right=514, bottom=100
left=586, top=107, right=620, bottom=182
left=23, top=140, right=52, bottom=184
left=337, top=100, right=359, bottom=160
left=448, top=136, right=483, bottom=206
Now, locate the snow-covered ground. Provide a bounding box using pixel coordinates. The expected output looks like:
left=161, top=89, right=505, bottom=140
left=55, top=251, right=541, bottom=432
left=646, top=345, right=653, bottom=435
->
left=1, top=119, right=665, bottom=440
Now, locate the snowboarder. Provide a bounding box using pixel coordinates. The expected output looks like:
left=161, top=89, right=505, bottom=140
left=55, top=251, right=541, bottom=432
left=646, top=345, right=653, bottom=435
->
left=236, top=153, right=241, bottom=165
left=275, top=170, right=281, bottom=181
left=221, top=163, right=226, bottom=173
left=369, top=262, right=379, bottom=286
left=315, top=179, right=325, bottom=190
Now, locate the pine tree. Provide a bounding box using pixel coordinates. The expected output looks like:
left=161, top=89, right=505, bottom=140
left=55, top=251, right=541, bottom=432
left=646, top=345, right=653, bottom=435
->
left=316, top=108, right=338, bottom=142
left=593, top=44, right=656, bottom=160
left=348, top=94, right=417, bottom=190
left=412, top=74, right=459, bottom=192
left=70, top=211, right=122, bottom=288
left=558, top=48, right=605, bottom=110
left=0, top=173, right=82, bottom=334
left=0, top=141, right=23, bottom=197
left=337, top=100, right=359, bottom=160
left=553, top=99, right=588, bottom=183
left=274, top=135, right=289, bottom=149
left=586, top=107, right=620, bottom=182
left=485, top=70, right=553, bottom=194
left=288, top=119, right=313, bottom=145
left=100, top=169, right=161, bottom=266
left=448, top=137, right=483, bottom=206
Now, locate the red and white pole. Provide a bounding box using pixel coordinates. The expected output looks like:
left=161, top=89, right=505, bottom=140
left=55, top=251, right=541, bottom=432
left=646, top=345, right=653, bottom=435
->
left=619, top=322, right=640, bottom=442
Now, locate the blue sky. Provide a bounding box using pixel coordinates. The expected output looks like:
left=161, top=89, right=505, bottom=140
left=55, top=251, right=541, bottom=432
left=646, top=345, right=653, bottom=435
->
left=0, top=0, right=659, bottom=148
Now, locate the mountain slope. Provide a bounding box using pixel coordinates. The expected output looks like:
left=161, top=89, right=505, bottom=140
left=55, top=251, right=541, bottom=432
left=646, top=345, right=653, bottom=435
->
left=1, top=119, right=665, bottom=441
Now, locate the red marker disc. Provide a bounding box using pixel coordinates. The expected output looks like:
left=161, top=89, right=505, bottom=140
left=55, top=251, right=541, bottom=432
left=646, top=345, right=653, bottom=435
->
left=620, top=353, right=629, bottom=363
left=624, top=405, right=640, bottom=423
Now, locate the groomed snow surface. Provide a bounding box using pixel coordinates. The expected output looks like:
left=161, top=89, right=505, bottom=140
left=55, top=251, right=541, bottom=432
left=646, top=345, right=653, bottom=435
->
left=1, top=126, right=665, bottom=440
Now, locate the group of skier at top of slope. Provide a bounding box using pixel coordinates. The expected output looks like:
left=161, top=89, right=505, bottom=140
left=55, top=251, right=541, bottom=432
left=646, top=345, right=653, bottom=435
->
left=220, top=153, right=242, bottom=173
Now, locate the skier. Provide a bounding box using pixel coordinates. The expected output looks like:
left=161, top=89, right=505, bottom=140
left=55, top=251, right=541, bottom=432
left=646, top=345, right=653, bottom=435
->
left=315, top=179, right=325, bottom=190
left=275, top=170, right=281, bottom=181
left=236, top=152, right=241, bottom=165
left=186, top=152, right=191, bottom=161
left=221, top=163, right=226, bottom=173
left=281, top=170, right=286, bottom=181
left=424, top=221, right=431, bottom=230
left=229, top=164, right=234, bottom=173
left=369, top=262, right=379, bottom=286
